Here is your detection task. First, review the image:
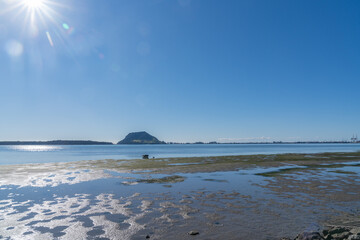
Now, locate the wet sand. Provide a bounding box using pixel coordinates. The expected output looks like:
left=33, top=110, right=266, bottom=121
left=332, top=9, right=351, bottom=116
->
left=0, top=152, right=359, bottom=239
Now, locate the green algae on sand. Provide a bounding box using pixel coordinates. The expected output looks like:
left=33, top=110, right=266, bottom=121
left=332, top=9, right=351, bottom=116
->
left=138, top=175, right=186, bottom=184
left=118, top=151, right=360, bottom=174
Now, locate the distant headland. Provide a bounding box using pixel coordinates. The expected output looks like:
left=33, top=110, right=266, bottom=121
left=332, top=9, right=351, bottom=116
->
left=0, top=131, right=166, bottom=145
left=117, top=131, right=165, bottom=144
left=0, top=131, right=358, bottom=145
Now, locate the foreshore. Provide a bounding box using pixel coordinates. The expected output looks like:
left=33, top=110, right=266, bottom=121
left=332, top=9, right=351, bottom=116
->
left=0, top=151, right=359, bottom=239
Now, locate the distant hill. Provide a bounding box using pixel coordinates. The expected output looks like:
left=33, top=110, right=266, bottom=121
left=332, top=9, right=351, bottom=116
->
left=117, top=131, right=165, bottom=144
left=0, top=140, right=113, bottom=145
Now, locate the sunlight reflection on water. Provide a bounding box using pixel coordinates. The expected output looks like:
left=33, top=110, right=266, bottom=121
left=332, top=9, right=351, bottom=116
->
left=8, top=145, right=62, bottom=152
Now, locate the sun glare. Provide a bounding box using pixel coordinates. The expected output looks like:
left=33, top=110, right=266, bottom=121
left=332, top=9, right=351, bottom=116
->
left=3, top=0, right=70, bottom=48
left=3, top=0, right=64, bottom=27
left=23, top=0, right=45, bottom=10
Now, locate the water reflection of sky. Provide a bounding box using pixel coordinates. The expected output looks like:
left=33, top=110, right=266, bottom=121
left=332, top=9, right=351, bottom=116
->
left=0, top=168, right=269, bottom=239
left=1, top=162, right=360, bottom=239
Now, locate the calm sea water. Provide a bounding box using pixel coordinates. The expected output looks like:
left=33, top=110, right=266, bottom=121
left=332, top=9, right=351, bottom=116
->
left=0, top=143, right=359, bottom=165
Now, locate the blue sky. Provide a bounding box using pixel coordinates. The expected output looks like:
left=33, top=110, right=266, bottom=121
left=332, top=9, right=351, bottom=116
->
left=0, top=0, right=359, bottom=143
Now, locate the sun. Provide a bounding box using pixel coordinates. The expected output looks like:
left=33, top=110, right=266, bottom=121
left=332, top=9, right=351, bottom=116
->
left=13, top=0, right=61, bottom=28
left=2, top=0, right=70, bottom=47
left=23, top=0, right=45, bottom=10
left=2, top=0, right=59, bottom=25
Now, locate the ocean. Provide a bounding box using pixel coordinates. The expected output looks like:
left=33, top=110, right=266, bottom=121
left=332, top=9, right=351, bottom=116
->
left=0, top=143, right=359, bottom=165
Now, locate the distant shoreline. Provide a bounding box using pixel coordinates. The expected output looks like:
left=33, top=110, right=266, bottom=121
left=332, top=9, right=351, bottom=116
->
left=0, top=140, right=358, bottom=145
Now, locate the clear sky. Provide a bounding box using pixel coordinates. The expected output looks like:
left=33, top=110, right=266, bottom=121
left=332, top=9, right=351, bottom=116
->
left=0, top=0, right=359, bottom=143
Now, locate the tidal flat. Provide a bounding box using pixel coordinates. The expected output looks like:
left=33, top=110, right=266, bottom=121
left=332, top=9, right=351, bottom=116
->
left=1, top=152, right=360, bottom=239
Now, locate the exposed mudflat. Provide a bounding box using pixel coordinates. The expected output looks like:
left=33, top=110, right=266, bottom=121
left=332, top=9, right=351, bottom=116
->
left=1, top=152, right=360, bottom=239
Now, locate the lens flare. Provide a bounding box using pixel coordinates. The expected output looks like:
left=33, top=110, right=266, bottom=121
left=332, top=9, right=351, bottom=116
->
left=62, top=23, right=69, bottom=30
left=5, top=40, right=24, bottom=57
left=46, top=31, right=54, bottom=46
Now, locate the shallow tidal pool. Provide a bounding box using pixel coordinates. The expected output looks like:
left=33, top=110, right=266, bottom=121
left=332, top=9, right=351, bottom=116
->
left=1, top=153, right=360, bottom=239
